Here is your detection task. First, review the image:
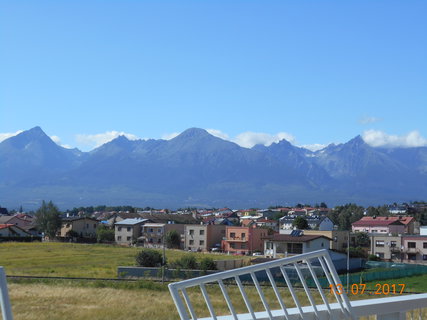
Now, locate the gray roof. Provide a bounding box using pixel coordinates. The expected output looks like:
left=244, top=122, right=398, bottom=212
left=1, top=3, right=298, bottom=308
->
left=115, top=218, right=149, bottom=226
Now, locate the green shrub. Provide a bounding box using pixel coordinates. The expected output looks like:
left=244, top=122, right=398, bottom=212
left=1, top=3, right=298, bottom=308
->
left=199, top=257, right=216, bottom=271
left=135, top=249, right=164, bottom=267
left=174, top=254, right=198, bottom=269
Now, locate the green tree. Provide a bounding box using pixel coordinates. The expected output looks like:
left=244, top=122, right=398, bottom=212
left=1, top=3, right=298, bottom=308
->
left=292, top=216, right=309, bottom=229
left=35, top=200, right=62, bottom=239
left=96, top=225, right=115, bottom=243
left=165, top=230, right=181, bottom=249
left=354, top=232, right=370, bottom=247
left=174, top=254, right=198, bottom=269
left=135, top=249, right=164, bottom=267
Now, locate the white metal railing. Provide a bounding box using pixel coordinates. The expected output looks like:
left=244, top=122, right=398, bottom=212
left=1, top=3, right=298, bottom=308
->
left=0, top=267, right=13, bottom=320
left=169, top=249, right=427, bottom=320
left=169, top=249, right=356, bottom=320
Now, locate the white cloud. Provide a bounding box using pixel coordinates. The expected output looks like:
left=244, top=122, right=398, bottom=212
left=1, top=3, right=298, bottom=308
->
left=362, top=130, right=427, bottom=148
left=206, top=129, right=230, bottom=140
left=0, top=130, right=23, bottom=142
left=359, top=116, right=382, bottom=125
left=302, top=143, right=327, bottom=152
left=162, top=132, right=180, bottom=140
left=76, top=131, right=139, bottom=148
left=50, top=135, right=61, bottom=144
left=233, top=131, right=296, bottom=148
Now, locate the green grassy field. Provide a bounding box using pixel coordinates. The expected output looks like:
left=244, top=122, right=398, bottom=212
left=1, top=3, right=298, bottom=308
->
left=0, top=242, right=249, bottom=278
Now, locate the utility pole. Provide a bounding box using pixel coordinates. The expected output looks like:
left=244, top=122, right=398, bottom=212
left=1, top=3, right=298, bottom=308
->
left=162, top=229, right=166, bottom=284
left=347, top=230, right=350, bottom=293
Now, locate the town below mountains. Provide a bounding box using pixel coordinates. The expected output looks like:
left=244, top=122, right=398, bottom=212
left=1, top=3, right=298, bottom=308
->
left=1, top=126, right=427, bottom=209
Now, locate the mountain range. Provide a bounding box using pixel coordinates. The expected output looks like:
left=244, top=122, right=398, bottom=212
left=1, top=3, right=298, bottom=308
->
left=1, top=126, right=426, bottom=209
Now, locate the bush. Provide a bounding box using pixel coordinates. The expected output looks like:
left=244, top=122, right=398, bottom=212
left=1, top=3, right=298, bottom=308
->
left=174, top=254, right=198, bottom=269
left=96, top=225, right=115, bottom=243
left=135, top=249, right=165, bottom=267
left=199, top=257, right=216, bottom=271
left=368, top=254, right=381, bottom=261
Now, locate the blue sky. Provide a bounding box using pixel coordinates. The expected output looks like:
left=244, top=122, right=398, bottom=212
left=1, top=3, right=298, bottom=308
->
left=1, top=1, right=426, bottom=151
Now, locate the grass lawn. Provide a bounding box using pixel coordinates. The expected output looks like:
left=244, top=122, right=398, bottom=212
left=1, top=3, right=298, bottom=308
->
left=6, top=276, right=426, bottom=320
left=0, top=242, right=250, bottom=278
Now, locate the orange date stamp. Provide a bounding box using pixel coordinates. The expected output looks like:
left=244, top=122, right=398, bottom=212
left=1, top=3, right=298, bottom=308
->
left=329, top=283, right=406, bottom=295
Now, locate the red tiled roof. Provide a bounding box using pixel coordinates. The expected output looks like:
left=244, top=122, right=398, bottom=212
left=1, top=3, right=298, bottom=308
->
left=0, top=224, right=14, bottom=230
left=352, top=216, right=413, bottom=227
left=269, top=234, right=331, bottom=242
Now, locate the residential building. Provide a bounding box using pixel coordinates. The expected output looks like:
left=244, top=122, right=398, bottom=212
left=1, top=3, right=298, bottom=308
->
left=0, top=224, right=33, bottom=239
left=402, top=236, right=427, bottom=262
left=303, top=230, right=349, bottom=252
left=184, top=224, right=226, bottom=252
left=140, top=223, right=185, bottom=248
left=264, top=232, right=331, bottom=258
left=352, top=217, right=406, bottom=234
left=60, top=217, right=99, bottom=238
left=279, top=215, right=334, bottom=231
left=221, top=225, right=270, bottom=255
left=369, top=234, right=403, bottom=260
left=114, top=218, right=148, bottom=245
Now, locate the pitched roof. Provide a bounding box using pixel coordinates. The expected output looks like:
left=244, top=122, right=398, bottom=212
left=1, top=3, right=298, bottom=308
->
left=352, top=216, right=411, bottom=227
left=0, top=224, right=14, bottom=230
left=115, top=218, right=149, bottom=226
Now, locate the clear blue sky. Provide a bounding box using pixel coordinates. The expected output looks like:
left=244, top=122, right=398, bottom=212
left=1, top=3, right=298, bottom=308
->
left=1, top=1, right=426, bottom=151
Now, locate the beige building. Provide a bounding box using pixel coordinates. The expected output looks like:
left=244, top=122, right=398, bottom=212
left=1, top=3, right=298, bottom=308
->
left=402, top=236, right=427, bottom=263
left=184, top=224, right=226, bottom=252
left=141, top=223, right=185, bottom=248
left=369, top=234, right=402, bottom=260
left=115, top=218, right=148, bottom=245
left=264, top=233, right=331, bottom=258
left=303, top=230, right=350, bottom=252
left=60, top=217, right=99, bottom=238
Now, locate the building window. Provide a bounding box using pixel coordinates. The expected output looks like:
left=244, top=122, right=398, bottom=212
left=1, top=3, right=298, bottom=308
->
left=199, top=240, right=204, bottom=246
left=158, top=238, right=162, bottom=243
left=94, top=224, right=97, bottom=228
left=287, top=243, right=303, bottom=254
left=241, top=243, right=246, bottom=249
left=158, top=229, right=162, bottom=234
left=127, top=236, right=131, bottom=241
left=230, top=243, right=236, bottom=249
left=408, top=253, right=417, bottom=260
left=118, top=227, right=122, bottom=231
left=230, top=232, right=235, bottom=239
left=199, top=229, right=205, bottom=236
left=391, top=241, right=397, bottom=247
left=423, top=242, right=427, bottom=249
left=117, top=236, right=122, bottom=241
left=375, top=240, right=385, bottom=247
left=149, top=228, right=154, bottom=233
left=189, top=240, right=194, bottom=245
left=189, top=229, right=194, bottom=235
left=423, top=255, right=427, bottom=261
left=127, top=227, right=131, bottom=232
left=377, top=253, right=384, bottom=258
left=408, top=242, right=416, bottom=248
left=241, top=233, right=246, bottom=240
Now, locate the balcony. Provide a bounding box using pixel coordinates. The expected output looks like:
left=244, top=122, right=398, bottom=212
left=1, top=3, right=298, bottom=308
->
left=223, top=236, right=247, bottom=242
left=169, top=249, right=427, bottom=320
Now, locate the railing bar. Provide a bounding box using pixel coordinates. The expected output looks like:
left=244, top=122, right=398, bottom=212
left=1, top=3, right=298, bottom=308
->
left=305, top=259, right=334, bottom=319
left=279, top=265, right=305, bottom=319
left=168, top=286, right=190, bottom=320
left=182, top=288, right=198, bottom=320
left=218, top=279, right=238, bottom=320
left=250, top=271, right=274, bottom=320
left=200, top=284, right=217, bottom=320
left=322, top=253, right=356, bottom=320
left=317, top=256, right=346, bottom=312
left=0, top=267, right=13, bottom=320
left=293, top=262, right=320, bottom=318
left=235, top=276, right=257, bottom=319
left=265, top=268, right=290, bottom=320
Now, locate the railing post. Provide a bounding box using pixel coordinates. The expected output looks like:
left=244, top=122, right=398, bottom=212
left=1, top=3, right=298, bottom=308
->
left=0, top=267, right=13, bottom=320
left=376, top=312, right=405, bottom=320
